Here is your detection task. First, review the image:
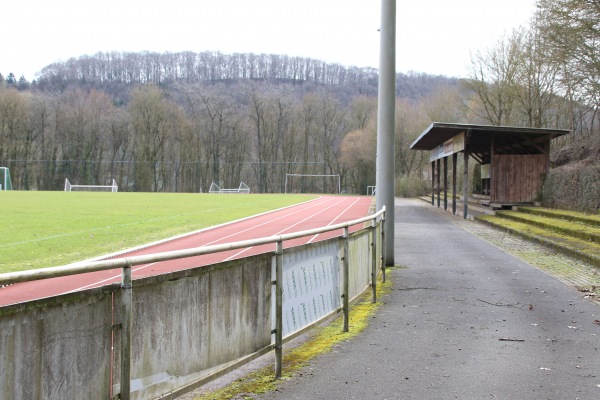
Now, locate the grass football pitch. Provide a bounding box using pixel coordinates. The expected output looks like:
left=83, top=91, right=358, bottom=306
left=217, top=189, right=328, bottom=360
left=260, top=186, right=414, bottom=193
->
left=0, top=191, right=316, bottom=274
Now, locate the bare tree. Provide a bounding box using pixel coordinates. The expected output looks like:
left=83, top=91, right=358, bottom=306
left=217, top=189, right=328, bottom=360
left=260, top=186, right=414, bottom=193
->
left=296, top=93, right=319, bottom=192
left=464, top=31, right=523, bottom=125
left=340, top=128, right=376, bottom=194
left=536, top=0, right=600, bottom=135
left=349, top=95, right=377, bottom=130
left=269, top=85, right=296, bottom=192
left=129, top=85, right=172, bottom=191
left=395, top=99, right=429, bottom=178
left=246, top=83, right=269, bottom=192
left=316, top=91, right=347, bottom=193
left=0, top=86, right=31, bottom=187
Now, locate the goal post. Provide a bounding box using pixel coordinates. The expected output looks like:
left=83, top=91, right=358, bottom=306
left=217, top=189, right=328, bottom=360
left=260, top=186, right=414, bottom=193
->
left=209, top=182, right=251, bottom=194
left=0, top=167, right=12, bottom=190
left=64, top=178, right=118, bottom=192
left=285, top=174, right=341, bottom=194
left=208, top=182, right=222, bottom=193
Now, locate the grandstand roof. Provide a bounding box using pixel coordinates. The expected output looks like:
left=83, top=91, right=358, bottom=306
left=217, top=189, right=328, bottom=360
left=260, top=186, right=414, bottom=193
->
left=410, top=122, right=570, bottom=164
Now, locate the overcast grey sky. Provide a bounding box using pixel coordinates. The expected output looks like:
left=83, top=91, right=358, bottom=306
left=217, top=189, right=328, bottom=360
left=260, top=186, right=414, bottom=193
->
left=2, top=0, right=536, bottom=81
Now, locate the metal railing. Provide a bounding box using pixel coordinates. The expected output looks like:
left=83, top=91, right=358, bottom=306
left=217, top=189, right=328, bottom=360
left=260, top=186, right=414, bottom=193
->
left=0, top=206, right=385, bottom=400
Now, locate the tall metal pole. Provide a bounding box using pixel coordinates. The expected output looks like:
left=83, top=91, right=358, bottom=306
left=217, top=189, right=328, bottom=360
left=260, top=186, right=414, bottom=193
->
left=376, top=0, right=396, bottom=266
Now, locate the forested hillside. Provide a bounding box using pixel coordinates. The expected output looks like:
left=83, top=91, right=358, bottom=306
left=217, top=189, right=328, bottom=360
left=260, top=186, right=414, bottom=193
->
left=0, top=0, right=598, bottom=210
left=0, top=51, right=457, bottom=194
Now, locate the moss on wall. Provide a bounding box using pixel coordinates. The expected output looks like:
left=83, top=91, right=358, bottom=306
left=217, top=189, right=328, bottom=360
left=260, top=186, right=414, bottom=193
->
left=542, top=162, right=600, bottom=213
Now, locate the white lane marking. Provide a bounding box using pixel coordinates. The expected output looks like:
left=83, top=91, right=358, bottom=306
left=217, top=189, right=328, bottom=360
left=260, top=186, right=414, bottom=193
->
left=223, top=197, right=355, bottom=261
left=67, top=196, right=359, bottom=291
left=62, top=198, right=342, bottom=292
left=307, top=197, right=362, bottom=243
left=199, top=196, right=344, bottom=247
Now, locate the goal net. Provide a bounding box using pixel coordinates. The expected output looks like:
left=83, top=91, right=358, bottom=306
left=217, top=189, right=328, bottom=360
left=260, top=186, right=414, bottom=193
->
left=64, top=178, right=118, bottom=192
left=0, top=167, right=12, bottom=190
left=285, top=174, right=341, bottom=194
left=209, top=182, right=251, bottom=194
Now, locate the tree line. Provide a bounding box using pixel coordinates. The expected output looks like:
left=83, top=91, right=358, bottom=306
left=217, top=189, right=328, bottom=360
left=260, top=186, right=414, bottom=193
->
left=35, top=51, right=379, bottom=89
left=1, top=52, right=458, bottom=194
left=0, top=81, right=359, bottom=193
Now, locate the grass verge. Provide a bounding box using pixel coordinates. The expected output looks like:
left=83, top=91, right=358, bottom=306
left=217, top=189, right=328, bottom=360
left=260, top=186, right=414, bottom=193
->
left=0, top=192, right=315, bottom=273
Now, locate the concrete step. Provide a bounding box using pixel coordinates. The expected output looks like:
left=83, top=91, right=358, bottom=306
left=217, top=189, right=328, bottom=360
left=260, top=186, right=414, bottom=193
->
left=494, top=210, right=600, bottom=244
left=477, top=215, right=600, bottom=268
left=517, top=206, right=600, bottom=227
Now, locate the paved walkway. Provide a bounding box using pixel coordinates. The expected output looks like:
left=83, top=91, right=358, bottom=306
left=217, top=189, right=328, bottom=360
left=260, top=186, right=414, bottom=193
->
left=255, top=198, right=600, bottom=400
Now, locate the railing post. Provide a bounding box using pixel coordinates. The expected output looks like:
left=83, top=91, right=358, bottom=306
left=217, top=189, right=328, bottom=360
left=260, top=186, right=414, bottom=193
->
left=342, top=227, right=350, bottom=333
left=380, top=211, right=386, bottom=282
left=371, top=219, right=377, bottom=303
left=275, top=240, right=283, bottom=379
left=120, top=263, right=132, bottom=400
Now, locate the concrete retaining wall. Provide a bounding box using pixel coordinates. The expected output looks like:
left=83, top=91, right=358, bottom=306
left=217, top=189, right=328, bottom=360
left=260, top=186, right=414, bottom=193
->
left=128, top=255, right=272, bottom=399
left=0, top=224, right=381, bottom=400
left=0, top=289, right=115, bottom=400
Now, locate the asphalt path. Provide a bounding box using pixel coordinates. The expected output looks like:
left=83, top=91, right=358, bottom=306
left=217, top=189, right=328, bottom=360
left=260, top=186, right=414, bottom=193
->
left=0, top=196, right=372, bottom=307
left=255, top=198, right=600, bottom=399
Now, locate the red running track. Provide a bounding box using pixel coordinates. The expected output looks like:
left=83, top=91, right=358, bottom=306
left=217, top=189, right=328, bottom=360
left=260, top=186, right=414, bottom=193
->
left=0, top=196, right=373, bottom=307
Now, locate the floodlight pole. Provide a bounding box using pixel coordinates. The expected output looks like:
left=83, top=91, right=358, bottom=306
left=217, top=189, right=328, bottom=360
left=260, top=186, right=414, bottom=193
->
left=376, top=0, right=396, bottom=266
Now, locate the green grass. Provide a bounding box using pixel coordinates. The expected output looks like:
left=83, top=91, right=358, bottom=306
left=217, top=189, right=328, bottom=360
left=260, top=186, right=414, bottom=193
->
left=0, top=191, right=316, bottom=274
left=494, top=210, right=600, bottom=243
left=518, top=206, right=600, bottom=226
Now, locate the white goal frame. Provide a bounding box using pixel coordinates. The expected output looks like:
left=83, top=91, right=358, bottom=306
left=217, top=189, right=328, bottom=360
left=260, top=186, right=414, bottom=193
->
left=0, top=167, right=12, bottom=190
left=284, top=174, right=341, bottom=194
left=64, top=178, right=118, bottom=192
left=208, top=182, right=251, bottom=194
